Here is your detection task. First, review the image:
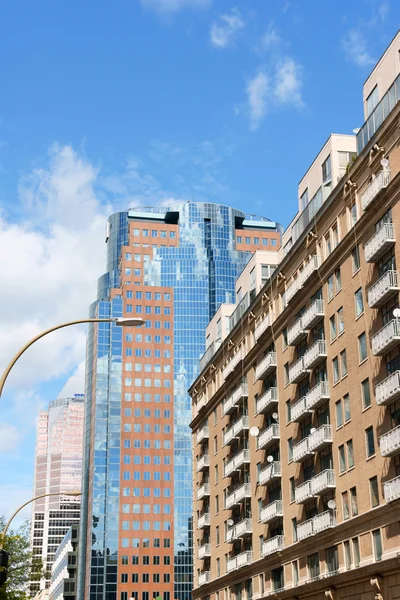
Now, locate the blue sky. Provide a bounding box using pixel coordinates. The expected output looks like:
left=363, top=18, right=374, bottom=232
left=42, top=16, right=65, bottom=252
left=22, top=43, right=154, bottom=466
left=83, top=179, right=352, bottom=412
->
left=0, top=0, right=398, bottom=522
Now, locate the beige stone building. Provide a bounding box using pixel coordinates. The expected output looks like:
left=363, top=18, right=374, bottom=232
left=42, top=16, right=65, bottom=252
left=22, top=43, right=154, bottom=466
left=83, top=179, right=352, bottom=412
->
left=190, top=32, right=400, bottom=600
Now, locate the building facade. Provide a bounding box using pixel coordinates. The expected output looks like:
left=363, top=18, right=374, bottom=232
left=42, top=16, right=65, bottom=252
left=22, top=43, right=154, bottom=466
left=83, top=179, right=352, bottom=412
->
left=30, top=396, right=84, bottom=595
left=78, top=203, right=282, bottom=600
left=49, top=525, right=79, bottom=600
left=190, top=32, right=400, bottom=600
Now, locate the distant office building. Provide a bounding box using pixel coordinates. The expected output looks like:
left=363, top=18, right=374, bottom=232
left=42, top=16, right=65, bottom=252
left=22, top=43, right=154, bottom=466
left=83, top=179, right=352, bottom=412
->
left=49, top=525, right=79, bottom=600
left=30, top=396, right=84, bottom=595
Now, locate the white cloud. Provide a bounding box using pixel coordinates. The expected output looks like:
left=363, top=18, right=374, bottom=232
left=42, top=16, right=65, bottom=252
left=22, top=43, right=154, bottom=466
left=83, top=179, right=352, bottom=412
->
left=140, top=0, right=210, bottom=16
left=341, top=28, right=375, bottom=68
left=0, top=423, right=21, bottom=452
left=260, top=24, right=281, bottom=50
left=58, top=360, right=86, bottom=398
left=247, top=72, right=269, bottom=130
left=210, top=8, right=245, bottom=48
left=274, top=57, right=303, bottom=107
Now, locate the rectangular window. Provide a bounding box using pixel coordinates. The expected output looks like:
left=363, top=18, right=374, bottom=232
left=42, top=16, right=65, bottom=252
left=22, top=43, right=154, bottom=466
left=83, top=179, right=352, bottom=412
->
left=358, top=332, right=367, bottom=362
left=336, top=399, right=343, bottom=427
left=335, top=268, right=342, bottom=292
left=329, top=314, right=337, bottom=341
left=292, top=517, right=297, bottom=543
left=352, top=537, right=360, bottom=567
left=355, top=288, right=364, bottom=317
left=365, top=426, right=375, bottom=458
left=339, top=444, right=346, bottom=473
left=350, top=487, right=358, bottom=516
left=322, top=154, right=331, bottom=183
left=287, top=437, right=293, bottom=462
left=370, top=476, right=379, bottom=507
left=292, top=561, right=299, bottom=586
left=361, top=378, right=371, bottom=409
left=352, top=246, right=361, bottom=272
left=325, top=546, right=339, bottom=574
left=333, top=357, right=340, bottom=384
left=344, top=540, right=352, bottom=570
left=337, top=307, right=345, bottom=334
left=307, top=552, right=320, bottom=580
left=342, top=491, right=350, bottom=519
left=372, top=529, right=383, bottom=561
left=341, top=350, right=348, bottom=377
left=290, top=477, right=295, bottom=502
left=343, top=394, right=351, bottom=422
left=327, top=275, right=334, bottom=300
left=347, top=439, right=354, bottom=468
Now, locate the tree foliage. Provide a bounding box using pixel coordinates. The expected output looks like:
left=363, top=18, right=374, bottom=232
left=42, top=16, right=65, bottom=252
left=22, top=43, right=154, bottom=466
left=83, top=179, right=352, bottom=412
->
left=0, top=518, right=43, bottom=600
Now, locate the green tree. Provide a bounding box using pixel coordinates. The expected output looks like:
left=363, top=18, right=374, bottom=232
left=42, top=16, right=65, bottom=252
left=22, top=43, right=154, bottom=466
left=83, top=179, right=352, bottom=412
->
left=0, top=518, right=43, bottom=600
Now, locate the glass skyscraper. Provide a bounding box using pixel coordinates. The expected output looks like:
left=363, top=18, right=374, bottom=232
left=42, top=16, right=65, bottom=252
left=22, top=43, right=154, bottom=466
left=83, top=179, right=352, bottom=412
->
left=78, top=202, right=281, bottom=600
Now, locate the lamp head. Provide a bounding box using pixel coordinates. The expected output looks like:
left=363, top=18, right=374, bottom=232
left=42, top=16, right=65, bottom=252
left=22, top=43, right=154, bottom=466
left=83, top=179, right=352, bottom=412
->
left=114, top=318, right=145, bottom=327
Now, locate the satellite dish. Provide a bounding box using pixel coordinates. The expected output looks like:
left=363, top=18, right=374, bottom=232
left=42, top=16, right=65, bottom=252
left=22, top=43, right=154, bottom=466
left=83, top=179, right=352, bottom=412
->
left=272, top=412, right=279, bottom=421
left=267, top=455, right=274, bottom=463
left=381, top=158, right=389, bottom=168
left=327, top=499, right=336, bottom=510
left=310, top=427, right=316, bottom=434
left=393, top=308, right=400, bottom=319
left=250, top=426, right=260, bottom=437
left=352, top=127, right=361, bottom=134
left=227, top=519, right=234, bottom=527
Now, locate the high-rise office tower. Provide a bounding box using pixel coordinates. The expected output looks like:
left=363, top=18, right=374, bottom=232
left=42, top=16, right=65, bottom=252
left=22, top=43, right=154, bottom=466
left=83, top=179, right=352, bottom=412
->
left=78, top=202, right=282, bottom=600
left=30, top=396, right=85, bottom=595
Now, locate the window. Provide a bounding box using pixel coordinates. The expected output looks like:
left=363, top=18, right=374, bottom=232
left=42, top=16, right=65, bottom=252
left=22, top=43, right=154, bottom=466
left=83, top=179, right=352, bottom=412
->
left=366, top=85, right=378, bottom=117
left=372, top=529, right=383, bottom=561
left=335, top=399, right=343, bottom=427
left=325, top=546, right=339, bottom=574
left=271, top=567, right=284, bottom=591
left=350, top=487, right=358, bottom=516
left=215, top=465, right=218, bottom=484
left=343, top=394, right=351, bottom=422
left=327, top=275, right=334, bottom=300
left=322, top=155, right=331, bottom=183
left=339, top=444, right=346, bottom=473
left=337, top=307, right=345, bottom=334
left=347, top=439, right=354, bottom=468
left=329, top=315, right=337, bottom=340
left=355, top=288, right=364, bottom=317
left=286, top=400, right=292, bottom=423
left=216, top=526, right=220, bottom=545
left=358, top=332, right=367, bottom=362
left=340, top=350, right=348, bottom=377
left=370, top=476, right=379, bottom=507
left=236, top=236, right=242, bottom=244
left=284, top=363, right=289, bottom=386
left=307, top=552, right=320, bottom=580
left=292, top=517, right=297, bottom=542
left=349, top=201, right=358, bottom=227
left=287, top=437, right=293, bottom=462
left=342, top=491, right=350, bottom=520
left=344, top=540, right=352, bottom=570
left=352, top=537, right=360, bottom=567
left=215, top=495, right=219, bottom=514
left=352, top=246, right=361, bottom=272
left=292, top=561, right=299, bottom=585
left=300, top=189, right=309, bottom=211
left=361, top=378, right=371, bottom=409
left=333, top=357, right=340, bottom=384
left=365, top=427, right=375, bottom=458
left=325, top=233, right=332, bottom=257
left=335, top=268, right=342, bottom=292
left=290, top=477, right=295, bottom=502
left=245, top=237, right=251, bottom=244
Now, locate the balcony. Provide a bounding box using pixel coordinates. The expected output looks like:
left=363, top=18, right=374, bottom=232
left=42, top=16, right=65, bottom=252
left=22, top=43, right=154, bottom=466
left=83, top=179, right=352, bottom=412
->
left=223, top=383, right=248, bottom=416
left=313, top=510, right=336, bottom=534
left=197, top=484, right=210, bottom=501
left=255, top=352, right=277, bottom=381
left=372, top=319, right=400, bottom=356
left=261, top=535, right=284, bottom=558
left=297, top=518, right=314, bottom=541
left=196, top=454, right=210, bottom=472
left=223, top=349, right=243, bottom=380
left=293, top=437, right=313, bottom=462
left=225, top=528, right=234, bottom=543
left=368, top=270, right=399, bottom=308
left=291, top=396, right=308, bottom=422
left=384, top=475, right=400, bottom=503
left=311, top=469, right=336, bottom=495
left=303, top=340, right=327, bottom=370
left=289, top=357, right=309, bottom=384
left=259, top=461, right=281, bottom=486
left=361, top=168, right=391, bottom=211
left=301, top=255, right=321, bottom=287
left=308, top=424, right=332, bottom=453
left=255, top=387, right=278, bottom=415
left=380, top=425, right=400, bottom=457
left=295, top=480, right=313, bottom=504
left=257, top=424, right=280, bottom=450
left=232, top=518, right=252, bottom=539
left=223, top=416, right=249, bottom=446
left=225, top=457, right=235, bottom=478
left=364, top=223, right=395, bottom=263
left=302, top=299, right=324, bottom=330
left=198, top=572, right=211, bottom=586
left=227, top=557, right=238, bottom=573
left=376, top=371, right=400, bottom=405
left=236, top=550, right=253, bottom=569
left=287, top=318, right=307, bottom=346
left=225, top=449, right=250, bottom=477
left=286, top=277, right=302, bottom=304
left=306, top=381, right=330, bottom=411
left=260, top=500, right=283, bottom=524
left=255, top=314, right=272, bottom=341
left=198, top=513, right=211, bottom=529
left=225, top=483, right=252, bottom=509
left=195, top=394, right=207, bottom=416
left=196, top=425, right=209, bottom=445
left=198, top=543, right=211, bottom=559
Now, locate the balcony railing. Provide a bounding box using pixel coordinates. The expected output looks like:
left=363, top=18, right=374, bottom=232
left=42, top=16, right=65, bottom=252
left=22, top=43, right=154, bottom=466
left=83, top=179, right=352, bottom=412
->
left=380, top=425, right=400, bottom=457
left=293, top=437, right=312, bottom=462
left=224, top=457, right=235, bottom=478
left=255, top=314, right=272, bottom=341
left=368, top=270, right=399, bottom=308
left=255, top=387, right=278, bottom=415
left=302, top=299, right=324, bottom=330
left=257, top=424, right=280, bottom=450
left=236, top=551, right=253, bottom=569
left=225, top=528, right=234, bottom=543
left=371, top=319, right=400, bottom=356
left=225, top=483, right=252, bottom=509
left=295, top=480, right=313, bottom=504
left=260, top=500, right=283, bottom=524
left=308, top=424, right=332, bottom=453
left=223, top=383, right=248, bottom=416
left=376, top=371, right=400, bottom=405
left=227, top=556, right=238, bottom=573
left=286, top=277, right=301, bottom=304
left=197, top=484, right=210, bottom=500
left=291, top=396, right=308, bottom=422
left=255, top=352, right=277, bottom=381
left=311, top=469, right=336, bottom=495
left=313, top=510, right=336, bottom=534
left=259, top=461, right=281, bottom=486
left=223, top=349, right=243, bottom=380
left=261, top=535, right=284, bottom=557
left=303, top=340, right=327, bottom=370
left=361, top=168, right=391, bottom=211
left=306, top=381, right=330, bottom=410
left=289, top=357, right=308, bottom=384
left=224, top=416, right=249, bottom=446
left=297, top=518, right=314, bottom=541
left=196, top=426, right=209, bottom=445
left=195, top=394, right=207, bottom=416
left=364, top=223, right=395, bottom=263
left=225, top=449, right=250, bottom=477
left=196, top=454, right=210, bottom=472
left=198, top=544, right=211, bottom=559
left=384, top=475, right=400, bottom=503
left=198, top=513, right=211, bottom=529
left=232, top=518, right=252, bottom=539
left=200, top=339, right=221, bottom=372
left=301, top=255, right=321, bottom=286
left=287, top=318, right=307, bottom=346
left=198, top=572, right=211, bottom=586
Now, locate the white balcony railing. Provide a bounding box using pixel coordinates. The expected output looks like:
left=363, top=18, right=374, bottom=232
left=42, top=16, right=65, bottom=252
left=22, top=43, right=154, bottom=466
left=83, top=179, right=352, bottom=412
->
left=260, top=500, right=283, bottom=523
left=295, top=480, right=313, bottom=504
left=198, top=543, right=211, bottom=559
left=225, top=482, right=252, bottom=509
left=384, top=475, right=400, bottom=502
left=372, top=319, right=400, bottom=356
left=308, top=424, right=332, bottom=453
left=195, top=394, right=207, bottom=416
left=234, top=448, right=250, bottom=470
left=227, top=557, right=238, bottom=573
left=232, top=518, right=252, bottom=539
left=222, top=383, right=248, bottom=416
left=291, top=396, right=308, bottom=422
left=311, top=469, right=336, bottom=495
left=303, top=340, right=327, bottom=370
left=288, top=357, right=308, bottom=384
left=196, top=425, right=209, bottom=445
left=225, top=528, right=234, bottom=543
left=368, top=270, right=399, bottom=308
left=259, top=461, right=281, bottom=485
left=286, top=277, right=301, bottom=304
left=198, top=572, right=211, bottom=586
left=302, top=299, right=324, bottom=330
left=364, top=223, right=395, bottom=263
left=261, top=535, right=284, bottom=557
left=198, top=513, right=211, bottom=529
left=380, top=425, right=400, bottom=457
left=376, top=371, right=400, bottom=405
left=287, top=318, right=307, bottom=346
left=255, top=352, right=277, bottom=380
left=297, top=518, right=314, bottom=541
left=361, top=168, right=391, bottom=211
left=257, top=424, right=280, bottom=450
left=236, top=551, right=253, bottom=569
left=223, top=349, right=243, bottom=380
left=306, top=381, right=330, bottom=410
left=224, top=416, right=249, bottom=445
left=225, top=490, right=236, bottom=510
left=255, top=387, right=278, bottom=415
left=301, top=255, right=321, bottom=286
left=196, top=454, right=210, bottom=472
left=224, top=457, right=235, bottom=478
left=293, top=437, right=312, bottom=462
left=313, top=510, right=336, bottom=534
left=197, top=484, right=210, bottom=500
left=255, top=314, right=272, bottom=341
